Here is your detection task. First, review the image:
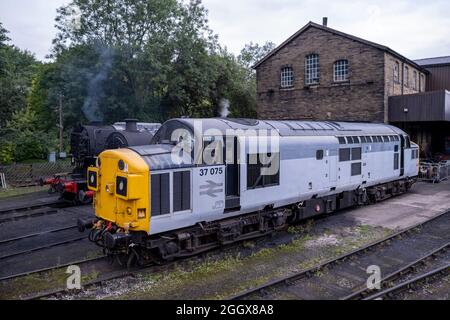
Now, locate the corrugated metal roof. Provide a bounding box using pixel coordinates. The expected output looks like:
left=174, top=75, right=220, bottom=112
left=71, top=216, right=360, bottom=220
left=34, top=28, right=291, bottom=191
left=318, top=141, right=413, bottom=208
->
left=414, top=56, right=450, bottom=67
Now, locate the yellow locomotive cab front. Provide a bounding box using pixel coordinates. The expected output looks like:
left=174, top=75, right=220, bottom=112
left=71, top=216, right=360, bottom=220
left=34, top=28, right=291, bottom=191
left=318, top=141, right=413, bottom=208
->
left=87, top=148, right=151, bottom=234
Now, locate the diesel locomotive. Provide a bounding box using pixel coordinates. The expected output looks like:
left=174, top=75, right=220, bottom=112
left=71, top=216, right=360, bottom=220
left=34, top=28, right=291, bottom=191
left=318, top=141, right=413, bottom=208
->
left=41, top=119, right=160, bottom=204
left=78, top=118, right=419, bottom=266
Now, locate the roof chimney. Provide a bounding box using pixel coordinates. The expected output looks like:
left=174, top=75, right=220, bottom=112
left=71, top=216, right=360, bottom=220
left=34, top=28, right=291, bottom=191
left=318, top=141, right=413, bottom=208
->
left=124, top=119, right=138, bottom=132
left=322, top=17, right=328, bottom=27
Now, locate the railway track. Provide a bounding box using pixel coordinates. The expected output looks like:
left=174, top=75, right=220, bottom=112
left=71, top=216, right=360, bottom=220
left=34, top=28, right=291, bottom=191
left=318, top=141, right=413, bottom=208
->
left=24, top=211, right=450, bottom=300
left=0, top=203, right=67, bottom=224
left=0, top=225, right=78, bottom=245
left=363, top=263, right=450, bottom=300
left=229, top=211, right=450, bottom=300
left=0, top=235, right=87, bottom=261
left=23, top=257, right=184, bottom=300
left=0, top=199, right=64, bottom=215
left=3, top=208, right=447, bottom=300
left=343, top=242, right=449, bottom=300
left=22, top=235, right=281, bottom=300
left=0, top=256, right=106, bottom=282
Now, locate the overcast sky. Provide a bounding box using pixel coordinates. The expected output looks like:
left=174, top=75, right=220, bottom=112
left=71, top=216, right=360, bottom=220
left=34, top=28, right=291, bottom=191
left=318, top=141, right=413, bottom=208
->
left=0, top=0, right=449, bottom=61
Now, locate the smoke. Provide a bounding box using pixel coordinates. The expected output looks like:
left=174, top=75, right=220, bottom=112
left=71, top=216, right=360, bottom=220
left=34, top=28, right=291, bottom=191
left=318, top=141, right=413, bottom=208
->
left=219, top=98, right=230, bottom=118
left=82, top=47, right=113, bottom=123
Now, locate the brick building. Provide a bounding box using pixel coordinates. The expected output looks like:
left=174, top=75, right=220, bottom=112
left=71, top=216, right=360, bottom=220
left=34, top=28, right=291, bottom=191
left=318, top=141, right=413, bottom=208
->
left=254, top=20, right=449, bottom=158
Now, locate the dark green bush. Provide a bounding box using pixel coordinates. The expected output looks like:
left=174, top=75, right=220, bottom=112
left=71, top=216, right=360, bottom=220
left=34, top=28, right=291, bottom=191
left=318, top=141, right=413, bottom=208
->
left=13, top=131, right=49, bottom=162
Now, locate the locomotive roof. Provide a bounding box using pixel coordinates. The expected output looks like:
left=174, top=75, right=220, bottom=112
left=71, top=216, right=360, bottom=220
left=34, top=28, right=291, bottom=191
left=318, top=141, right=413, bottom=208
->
left=156, top=118, right=406, bottom=137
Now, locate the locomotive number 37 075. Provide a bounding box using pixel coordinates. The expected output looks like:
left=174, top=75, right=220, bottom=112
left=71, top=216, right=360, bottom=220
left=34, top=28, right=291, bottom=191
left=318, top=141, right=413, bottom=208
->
left=199, top=167, right=223, bottom=176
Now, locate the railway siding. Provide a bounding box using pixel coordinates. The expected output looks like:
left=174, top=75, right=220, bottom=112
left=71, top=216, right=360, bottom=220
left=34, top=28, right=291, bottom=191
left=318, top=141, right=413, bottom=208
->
left=230, top=212, right=449, bottom=299
left=0, top=180, right=448, bottom=300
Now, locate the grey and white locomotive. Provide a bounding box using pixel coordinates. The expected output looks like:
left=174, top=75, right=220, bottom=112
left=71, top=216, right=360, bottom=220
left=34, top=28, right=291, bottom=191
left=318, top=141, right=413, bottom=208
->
left=80, top=118, right=419, bottom=264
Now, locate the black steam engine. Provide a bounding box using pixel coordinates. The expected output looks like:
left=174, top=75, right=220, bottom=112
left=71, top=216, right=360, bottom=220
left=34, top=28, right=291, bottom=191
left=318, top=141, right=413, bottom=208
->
left=41, top=119, right=160, bottom=204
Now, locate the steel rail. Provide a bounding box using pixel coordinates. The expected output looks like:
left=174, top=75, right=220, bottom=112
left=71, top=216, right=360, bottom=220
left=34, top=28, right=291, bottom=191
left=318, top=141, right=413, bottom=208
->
left=24, top=270, right=133, bottom=300
left=342, top=241, right=449, bottom=300
left=0, top=207, right=63, bottom=224
left=24, top=246, right=231, bottom=300
left=0, top=200, right=63, bottom=216
left=0, top=236, right=88, bottom=261
left=0, top=256, right=106, bottom=282
left=21, top=211, right=450, bottom=300
left=0, top=225, right=78, bottom=244
left=228, top=210, right=449, bottom=300
left=363, top=263, right=450, bottom=300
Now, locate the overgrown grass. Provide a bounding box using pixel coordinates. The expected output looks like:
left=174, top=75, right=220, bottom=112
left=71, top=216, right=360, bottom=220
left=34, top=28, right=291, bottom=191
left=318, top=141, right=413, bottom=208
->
left=115, top=223, right=390, bottom=300
left=0, top=185, right=47, bottom=199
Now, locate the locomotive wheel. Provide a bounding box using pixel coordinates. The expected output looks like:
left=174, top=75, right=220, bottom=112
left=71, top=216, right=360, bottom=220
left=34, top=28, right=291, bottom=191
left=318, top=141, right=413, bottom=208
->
left=126, top=248, right=145, bottom=269
left=375, top=190, right=382, bottom=202
left=115, top=254, right=129, bottom=267
left=126, top=253, right=135, bottom=269
left=47, top=186, right=57, bottom=194
left=78, top=190, right=93, bottom=205
left=148, top=249, right=165, bottom=265
left=392, top=184, right=399, bottom=195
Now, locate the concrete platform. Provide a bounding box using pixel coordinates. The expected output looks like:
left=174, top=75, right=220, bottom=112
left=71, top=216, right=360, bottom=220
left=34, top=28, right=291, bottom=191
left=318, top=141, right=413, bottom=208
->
left=344, top=180, right=450, bottom=230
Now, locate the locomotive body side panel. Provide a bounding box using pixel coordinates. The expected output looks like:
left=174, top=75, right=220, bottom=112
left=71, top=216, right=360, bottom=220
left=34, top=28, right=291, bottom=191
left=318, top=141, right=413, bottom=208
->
left=148, top=165, right=227, bottom=235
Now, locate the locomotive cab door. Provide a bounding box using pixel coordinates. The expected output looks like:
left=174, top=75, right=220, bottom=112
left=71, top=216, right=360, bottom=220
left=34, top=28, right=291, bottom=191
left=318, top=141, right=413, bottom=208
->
left=328, top=149, right=338, bottom=183
left=399, top=135, right=405, bottom=176
left=225, top=136, right=240, bottom=211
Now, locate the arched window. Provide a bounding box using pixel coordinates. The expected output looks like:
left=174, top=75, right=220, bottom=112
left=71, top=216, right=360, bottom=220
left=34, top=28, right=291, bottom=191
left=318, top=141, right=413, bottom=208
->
left=305, top=54, right=320, bottom=85
left=280, top=66, right=294, bottom=88
left=333, top=59, right=349, bottom=82
left=413, top=71, right=418, bottom=90
left=394, top=61, right=400, bottom=83
left=404, top=66, right=409, bottom=87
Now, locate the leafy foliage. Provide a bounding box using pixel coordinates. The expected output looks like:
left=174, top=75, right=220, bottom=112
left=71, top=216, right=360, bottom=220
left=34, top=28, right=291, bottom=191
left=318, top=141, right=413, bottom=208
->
left=238, top=41, right=276, bottom=71
left=0, top=22, right=10, bottom=46
left=1, top=1, right=277, bottom=162
left=0, top=41, right=38, bottom=128
left=0, top=108, right=55, bottom=163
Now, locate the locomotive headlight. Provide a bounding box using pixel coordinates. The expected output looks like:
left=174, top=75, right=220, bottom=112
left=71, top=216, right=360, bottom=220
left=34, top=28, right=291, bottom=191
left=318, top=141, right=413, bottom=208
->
left=87, top=167, right=99, bottom=191
left=115, top=173, right=144, bottom=200
left=116, top=176, right=128, bottom=197
left=126, top=207, right=132, bottom=215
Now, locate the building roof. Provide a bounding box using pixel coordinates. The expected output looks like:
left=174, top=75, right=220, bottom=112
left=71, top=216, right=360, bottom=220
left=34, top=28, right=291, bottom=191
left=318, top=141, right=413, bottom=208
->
left=414, top=56, right=450, bottom=67
left=253, top=21, right=427, bottom=72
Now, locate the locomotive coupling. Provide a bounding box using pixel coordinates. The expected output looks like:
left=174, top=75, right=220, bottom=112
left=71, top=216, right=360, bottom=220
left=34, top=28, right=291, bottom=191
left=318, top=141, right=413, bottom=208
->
left=104, top=232, right=132, bottom=249
left=77, top=218, right=97, bottom=232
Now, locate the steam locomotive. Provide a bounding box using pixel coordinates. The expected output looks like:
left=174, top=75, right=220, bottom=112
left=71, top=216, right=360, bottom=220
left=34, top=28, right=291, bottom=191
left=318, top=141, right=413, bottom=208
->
left=41, top=119, right=160, bottom=204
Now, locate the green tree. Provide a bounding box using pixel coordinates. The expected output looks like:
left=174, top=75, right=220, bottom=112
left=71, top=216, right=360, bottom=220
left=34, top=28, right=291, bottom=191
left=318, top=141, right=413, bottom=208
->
left=238, top=41, right=276, bottom=71
left=0, top=22, right=38, bottom=128
left=48, top=0, right=219, bottom=124
left=0, top=108, right=54, bottom=163
left=27, top=0, right=275, bottom=143
left=0, top=22, right=10, bottom=47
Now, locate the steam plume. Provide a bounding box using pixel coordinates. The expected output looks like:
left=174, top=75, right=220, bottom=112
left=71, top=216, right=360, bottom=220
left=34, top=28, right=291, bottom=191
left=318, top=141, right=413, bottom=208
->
left=82, top=47, right=113, bottom=122
left=219, top=99, right=230, bottom=118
